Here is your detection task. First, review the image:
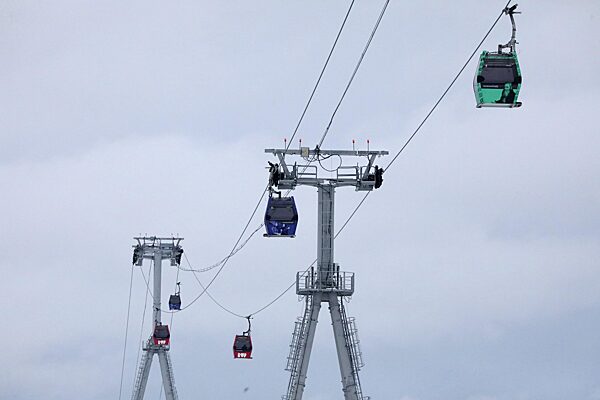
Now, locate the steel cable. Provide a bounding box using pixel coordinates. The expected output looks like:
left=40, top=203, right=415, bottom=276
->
left=385, top=0, right=513, bottom=171
left=180, top=0, right=513, bottom=319
left=118, top=265, right=135, bottom=400
left=144, top=0, right=361, bottom=311
left=284, top=0, right=357, bottom=154
left=131, top=263, right=151, bottom=394
left=178, top=0, right=394, bottom=319
left=316, top=0, right=390, bottom=149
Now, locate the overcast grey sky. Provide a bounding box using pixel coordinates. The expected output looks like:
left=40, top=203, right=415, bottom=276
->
left=1, top=1, right=600, bottom=399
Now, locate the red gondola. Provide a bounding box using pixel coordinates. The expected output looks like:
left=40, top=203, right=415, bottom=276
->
left=153, top=324, right=170, bottom=346
left=233, top=317, right=253, bottom=359
left=233, top=334, right=252, bottom=359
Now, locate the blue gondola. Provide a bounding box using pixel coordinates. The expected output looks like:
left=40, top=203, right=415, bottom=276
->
left=169, top=282, right=181, bottom=311
left=168, top=294, right=181, bottom=310
left=264, top=195, right=298, bottom=237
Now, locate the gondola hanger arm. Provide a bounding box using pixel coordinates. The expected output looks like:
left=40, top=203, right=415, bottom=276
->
left=499, top=4, right=519, bottom=53
left=244, top=315, right=252, bottom=335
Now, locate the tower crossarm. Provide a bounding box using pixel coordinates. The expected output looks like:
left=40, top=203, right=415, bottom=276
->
left=265, top=148, right=388, bottom=157
left=265, top=148, right=388, bottom=191
left=132, top=236, right=183, bottom=267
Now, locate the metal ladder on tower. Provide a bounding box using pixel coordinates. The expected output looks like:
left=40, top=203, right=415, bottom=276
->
left=283, top=295, right=313, bottom=400
left=339, top=301, right=368, bottom=400
left=161, top=350, right=179, bottom=399
left=132, top=344, right=152, bottom=400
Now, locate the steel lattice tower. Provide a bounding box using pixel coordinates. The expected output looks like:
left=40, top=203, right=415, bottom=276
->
left=130, top=236, right=183, bottom=400
left=265, top=147, right=387, bottom=400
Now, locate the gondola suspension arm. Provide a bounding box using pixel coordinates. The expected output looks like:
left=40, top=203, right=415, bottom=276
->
left=244, top=315, right=252, bottom=335
left=499, top=4, right=520, bottom=53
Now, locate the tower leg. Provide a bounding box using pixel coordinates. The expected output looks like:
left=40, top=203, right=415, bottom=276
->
left=132, top=348, right=154, bottom=400
left=328, top=294, right=359, bottom=400
left=287, top=293, right=322, bottom=400
left=158, top=349, right=178, bottom=400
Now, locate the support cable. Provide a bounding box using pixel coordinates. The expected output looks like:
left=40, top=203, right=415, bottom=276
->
left=243, top=0, right=394, bottom=316
left=179, top=0, right=359, bottom=281
left=287, top=0, right=390, bottom=199
left=175, top=225, right=264, bottom=273
left=139, top=265, right=175, bottom=314
left=118, top=265, right=135, bottom=400
left=335, top=0, right=515, bottom=239
left=179, top=0, right=358, bottom=281
left=385, top=0, right=512, bottom=171
left=134, top=187, right=268, bottom=314
left=284, top=0, right=356, bottom=154
left=176, top=186, right=269, bottom=310
left=168, top=0, right=358, bottom=297
left=293, top=0, right=391, bottom=177
left=177, top=0, right=513, bottom=319
left=184, top=252, right=245, bottom=318
left=184, top=250, right=316, bottom=319
left=170, top=262, right=180, bottom=326
left=131, top=263, right=151, bottom=394
left=172, top=0, right=393, bottom=319
left=316, top=0, right=390, bottom=149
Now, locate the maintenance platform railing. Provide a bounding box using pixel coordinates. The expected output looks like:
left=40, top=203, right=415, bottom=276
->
left=296, top=269, right=355, bottom=296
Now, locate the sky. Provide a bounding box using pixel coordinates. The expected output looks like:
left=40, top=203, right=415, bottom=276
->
left=1, top=1, right=600, bottom=399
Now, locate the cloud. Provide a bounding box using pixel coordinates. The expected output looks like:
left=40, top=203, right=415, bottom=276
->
left=2, top=1, right=600, bottom=399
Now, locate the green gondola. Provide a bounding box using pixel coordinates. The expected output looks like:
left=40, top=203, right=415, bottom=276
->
left=474, top=4, right=522, bottom=108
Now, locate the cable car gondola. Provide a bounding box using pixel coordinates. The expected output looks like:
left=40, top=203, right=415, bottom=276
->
left=474, top=5, right=522, bottom=108
left=233, top=335, right=252, bottom=359
left=153, top=323, right=170, bottom=346
left=169, top=282, right=181, bottom=311
left=264, top=192, right=298, bottom=238
left=233, top=317, right=253, bottom=359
